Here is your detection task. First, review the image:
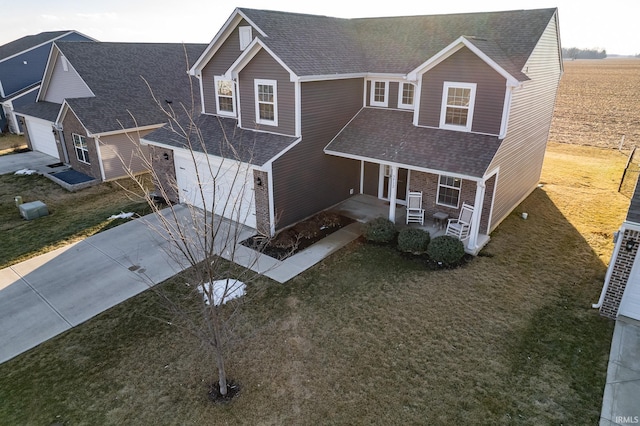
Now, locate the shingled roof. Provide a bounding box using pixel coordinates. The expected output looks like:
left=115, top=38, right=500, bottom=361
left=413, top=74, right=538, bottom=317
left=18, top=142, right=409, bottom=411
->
left=238, top=7, right=557, bottom=78
left=324, top=108, right=502, bottom=178
left=56, top=42, right=206, bottom=134
left=143, top=114, right=298, bottom=166
left=0, top=31, right=72, bottom=61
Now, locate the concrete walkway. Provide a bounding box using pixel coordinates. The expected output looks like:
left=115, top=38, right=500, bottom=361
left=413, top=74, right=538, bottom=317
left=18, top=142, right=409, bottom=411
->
left=600, top=316, right=640, bottom=425
left=0, top=151, right=65, bottom=175
left=0, top=204, right=362, bottom=364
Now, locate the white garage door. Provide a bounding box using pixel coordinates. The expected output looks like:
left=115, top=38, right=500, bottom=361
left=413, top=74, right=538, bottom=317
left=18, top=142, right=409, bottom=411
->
left=174, top=151, right=256, bottom=229
left=619, top=260, right=640, bottom=321
left=25, top=118, right=59, bottom=158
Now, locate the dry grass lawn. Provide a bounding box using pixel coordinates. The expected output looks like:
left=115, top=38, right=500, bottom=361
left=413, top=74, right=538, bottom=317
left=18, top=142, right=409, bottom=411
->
left=0, top=134, right=27, bottom=155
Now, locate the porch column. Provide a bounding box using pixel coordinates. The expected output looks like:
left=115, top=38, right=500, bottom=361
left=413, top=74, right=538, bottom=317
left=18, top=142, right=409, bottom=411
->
left=388, top=165, right=398, bottom=223
left=468, top=180, right=486, bottom=251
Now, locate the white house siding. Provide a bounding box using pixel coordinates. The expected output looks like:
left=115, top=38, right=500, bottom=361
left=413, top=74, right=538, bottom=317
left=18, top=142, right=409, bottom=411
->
left=486, top=12, right=562, bottom=232
left=42, top=52, right=93, bottom=104
left=98, top=130, right=153, bottom=181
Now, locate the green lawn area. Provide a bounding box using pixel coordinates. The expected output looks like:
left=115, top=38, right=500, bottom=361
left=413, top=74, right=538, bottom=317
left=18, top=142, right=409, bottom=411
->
left=0, top=143, right=628, bottom=424
left=0, top=173, right=151, bottom=268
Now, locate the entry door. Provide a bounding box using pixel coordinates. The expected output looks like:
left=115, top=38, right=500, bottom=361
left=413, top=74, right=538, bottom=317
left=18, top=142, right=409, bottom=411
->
left=380, top=165, right=408, bottom=204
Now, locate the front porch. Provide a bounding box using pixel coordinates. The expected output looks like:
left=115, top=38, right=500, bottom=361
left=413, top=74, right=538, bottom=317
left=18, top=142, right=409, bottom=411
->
left=330, top=194, right=489, bottom=254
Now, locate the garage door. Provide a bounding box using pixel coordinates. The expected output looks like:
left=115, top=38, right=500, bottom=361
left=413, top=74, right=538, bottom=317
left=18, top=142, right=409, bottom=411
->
left=619, top=259, right=640, bottom=320
left=174, top=151, right=256, bottom=229
left=25, top=118, right=59, bottom=158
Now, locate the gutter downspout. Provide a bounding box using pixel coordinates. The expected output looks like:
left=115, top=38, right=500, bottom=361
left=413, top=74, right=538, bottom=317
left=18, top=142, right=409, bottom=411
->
left=467, top=180, right=486, bottom=253
left=593, top=226, right=624, bottom=308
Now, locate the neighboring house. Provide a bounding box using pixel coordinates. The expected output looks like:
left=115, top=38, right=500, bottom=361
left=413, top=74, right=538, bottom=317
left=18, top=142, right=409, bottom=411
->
left=143, top=7, right=563, bottom=252
left=596, top=177, right=640, bottom=320
left=15, top=42, right=206, bottom=182
left=0, top=30, right=94, bottom=134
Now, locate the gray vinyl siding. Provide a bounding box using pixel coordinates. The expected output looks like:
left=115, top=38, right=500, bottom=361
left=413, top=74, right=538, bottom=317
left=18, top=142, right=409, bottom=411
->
left=389, top=82, right=399, bottom=109
left=201, top=19, right=252, bottom=114
left=486, top=13, right=562, bottom=231
left=272, top=78, right=363, bottom=229
left=99, top=130, right=152, bottom=180
left=418, top=47, right=505, bottom=135
left=238, top=49, right=295, bottom=135
left=42, top=53, right=92, bottom=104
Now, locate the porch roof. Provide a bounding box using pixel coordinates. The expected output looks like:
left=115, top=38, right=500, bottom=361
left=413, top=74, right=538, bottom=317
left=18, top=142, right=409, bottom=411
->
left=324, top=108, right=502, bottom=178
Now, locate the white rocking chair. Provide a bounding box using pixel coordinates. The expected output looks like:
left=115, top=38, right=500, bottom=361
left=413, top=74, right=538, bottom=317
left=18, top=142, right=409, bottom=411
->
left=445, top=202, right=474, bottom=240
left=406, top=191, right=425, bottom=225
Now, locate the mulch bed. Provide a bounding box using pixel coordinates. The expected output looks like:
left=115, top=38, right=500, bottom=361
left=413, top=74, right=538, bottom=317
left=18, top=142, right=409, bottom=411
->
left=241, top=211, right=354, bottom=260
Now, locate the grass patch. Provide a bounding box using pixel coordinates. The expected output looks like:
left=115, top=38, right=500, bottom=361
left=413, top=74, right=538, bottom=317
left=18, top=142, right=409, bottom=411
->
left=0, top=134, right=27, bottom=155
left=0, top=174, right=152, bottom=268
left=0, top=143, right=620, bottom=424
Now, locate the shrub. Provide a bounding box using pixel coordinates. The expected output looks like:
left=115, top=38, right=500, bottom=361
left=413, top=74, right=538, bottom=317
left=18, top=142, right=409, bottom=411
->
left=362, top=217, right=397, bottom=244
left=427, top=235, right=465, bottom=266
left=272, top=229, right=299, bottom=249
left=397, top=227, right=431, bottom=254
left=316, top=211, right=343, bottom=229
left=293, top=220, right=319, bottom=240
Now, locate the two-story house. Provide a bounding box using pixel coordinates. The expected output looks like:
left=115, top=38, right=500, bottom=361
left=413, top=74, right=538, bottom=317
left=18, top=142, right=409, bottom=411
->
left=143, top=7, right=562, bottom=253
left=0, top=30, right=94, bottom=135
left=15, top=42, right=206, bottom=183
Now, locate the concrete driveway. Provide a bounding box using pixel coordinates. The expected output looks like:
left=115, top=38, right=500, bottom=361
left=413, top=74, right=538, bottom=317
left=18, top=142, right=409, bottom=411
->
left=0, top=151, right=62, bottom=175
left=0, top=207, right=191, bottom=364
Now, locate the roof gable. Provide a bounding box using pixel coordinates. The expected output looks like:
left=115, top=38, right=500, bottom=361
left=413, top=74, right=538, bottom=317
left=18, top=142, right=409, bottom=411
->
left=194, top=7, right=557, bottom=80
left=0, top=31, right=94, bottom=62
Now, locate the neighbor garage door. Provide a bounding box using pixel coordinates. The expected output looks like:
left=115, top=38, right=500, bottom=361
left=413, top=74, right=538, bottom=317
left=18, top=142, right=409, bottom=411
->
left=619, top=260, right=640, bottom=321
left=174, top=150, right=257, bottom=229
left=25, top=118, right=59, bottom=158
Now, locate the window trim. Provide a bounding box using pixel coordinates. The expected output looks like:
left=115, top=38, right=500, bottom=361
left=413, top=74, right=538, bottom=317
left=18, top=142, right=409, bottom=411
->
left=72, top=133, right=90, bottom=164
left=436, top=175, right=462, bottom=208
left=214, top=76, right=236, bottom=117
left=254, top=79, right=278, bottom=126
left=239, top=26, right=252, bottom=50
left=398, top=82, right=415, bottom=110
left=369, top=80, right=389, bottom=107
left=439, top=81, right=476, bottom=132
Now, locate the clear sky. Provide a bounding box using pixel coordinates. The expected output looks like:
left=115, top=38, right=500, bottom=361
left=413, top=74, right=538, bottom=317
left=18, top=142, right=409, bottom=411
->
left=2, top=0, right=638, bottom=56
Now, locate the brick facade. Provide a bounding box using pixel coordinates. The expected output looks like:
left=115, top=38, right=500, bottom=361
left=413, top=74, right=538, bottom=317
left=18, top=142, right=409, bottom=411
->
left=149, top=146, right=178, bottom=203
left=61, top=111, right=102, bottom=179
left=253, top=169, right=271, bottom=235
left=600, top=229, right=640, bottom=319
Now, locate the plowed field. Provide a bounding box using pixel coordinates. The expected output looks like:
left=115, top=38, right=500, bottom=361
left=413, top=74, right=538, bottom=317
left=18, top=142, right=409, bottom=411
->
left=549, top=58, right=640, bottom=149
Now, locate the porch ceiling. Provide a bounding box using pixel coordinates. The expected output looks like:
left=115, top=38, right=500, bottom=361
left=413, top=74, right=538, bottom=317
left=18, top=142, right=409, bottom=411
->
left=325, top=108, right=502, bottom=178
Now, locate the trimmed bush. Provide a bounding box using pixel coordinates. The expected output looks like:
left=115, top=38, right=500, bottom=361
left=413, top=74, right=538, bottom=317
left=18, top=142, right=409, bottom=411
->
left=362, top=217, right=397, bottom=244
left=397, top=227, right=431, bottom=254
left=427, top=235, right=465, bottom=266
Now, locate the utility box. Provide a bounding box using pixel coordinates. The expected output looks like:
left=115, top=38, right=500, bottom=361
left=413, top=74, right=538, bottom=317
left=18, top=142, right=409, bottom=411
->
left=19, top=201, right=49, bottom=220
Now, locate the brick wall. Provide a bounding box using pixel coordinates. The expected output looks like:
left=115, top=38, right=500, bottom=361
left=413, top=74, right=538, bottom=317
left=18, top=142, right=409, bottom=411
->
left=253, top=169, right=271, bottom=235
left=600, top=229, right=640, bottom=319
left=61, top=111, right=102, bottom=179
left=149, top=146, right=178, bottom=203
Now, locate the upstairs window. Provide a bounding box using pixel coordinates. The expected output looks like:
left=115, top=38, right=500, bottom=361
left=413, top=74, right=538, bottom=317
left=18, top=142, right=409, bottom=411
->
left=437, top=175, right=462, bottom=208
left=72, top=133, right=90, bottom=164
left=214, top=77, right=236, bottom=117
left=255, top=79, right=278, bottom=126
left=370, top=80, right=388, bottom=107
left=239, top=26, right=252, bottom=50
left=398, top=82, right=415, bottom=109
left=440, top=82, right=476, bottom=132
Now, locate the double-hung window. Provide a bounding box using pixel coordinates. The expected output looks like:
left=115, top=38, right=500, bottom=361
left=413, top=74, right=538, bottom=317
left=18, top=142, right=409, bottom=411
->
left=255, top=79, right=277, bottom=126
left=398, top=82, right=415, bottom=109
left=440, top=82, right=476, bottom=131
left=214, top=77, right=236, bottom=117
left=437, top=175, right=462, bottom=208
left=72, top=133, right=90, bottom=164
left=370, top=80, right=388, bottom=107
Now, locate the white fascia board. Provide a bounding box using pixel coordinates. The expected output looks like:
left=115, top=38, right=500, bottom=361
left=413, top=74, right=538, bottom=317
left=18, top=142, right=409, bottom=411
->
left=55, top=100, right=70, bottom=125
left=189, top=8, right=268, bottom=76
left=323, top=148, right=482, bottom=182
left=226, top=38, right=297, bottom=82
left=407, top=36, right=520, bottom=87
left=297, top=73, right=368, bottom=83
left=0, top=80, right=4, bottom=98
left=365, top=73, right=410, bottom=81
left=91, top=123, right=165, bottom=138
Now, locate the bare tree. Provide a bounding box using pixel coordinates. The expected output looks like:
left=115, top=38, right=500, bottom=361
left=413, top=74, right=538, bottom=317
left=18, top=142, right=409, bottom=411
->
left=115, top=60, right=275, bottom=399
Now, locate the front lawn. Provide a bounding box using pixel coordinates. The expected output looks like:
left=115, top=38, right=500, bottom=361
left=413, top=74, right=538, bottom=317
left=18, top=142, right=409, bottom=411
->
left=0, top=143, right=626, bottom=424
left=0, top=173, right=151, bottom=268
left=0, top=134, right=27, bottom=155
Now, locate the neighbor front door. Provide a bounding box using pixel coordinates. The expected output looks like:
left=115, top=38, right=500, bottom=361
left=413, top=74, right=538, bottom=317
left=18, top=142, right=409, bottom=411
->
left=380, top=165, right=408, bottom=204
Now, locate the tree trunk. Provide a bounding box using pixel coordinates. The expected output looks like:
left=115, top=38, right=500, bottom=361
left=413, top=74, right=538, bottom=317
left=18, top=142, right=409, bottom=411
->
left=216, top=349, right=228, bottom=396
